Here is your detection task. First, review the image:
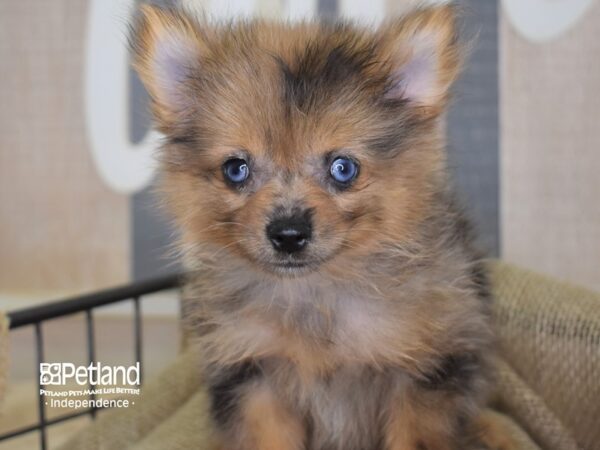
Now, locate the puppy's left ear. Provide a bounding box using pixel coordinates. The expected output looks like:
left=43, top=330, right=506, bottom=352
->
left=377, top=5, right=463, bottom=115
left=130, top=5, right=208, bottom=126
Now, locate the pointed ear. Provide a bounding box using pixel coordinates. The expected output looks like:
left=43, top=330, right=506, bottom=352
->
left=130, top=5, right=206, bottom=123
left=378, top=5, right=463, bottom=113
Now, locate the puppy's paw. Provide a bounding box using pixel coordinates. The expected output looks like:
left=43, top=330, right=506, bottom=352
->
left=473, top=410, right=533, bottom=450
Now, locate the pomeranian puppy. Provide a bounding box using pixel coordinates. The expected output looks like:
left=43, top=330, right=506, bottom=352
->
left=131, top=4, right=492, bottom=450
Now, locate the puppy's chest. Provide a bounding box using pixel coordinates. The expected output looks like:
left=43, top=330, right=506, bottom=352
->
left=285, top=365, right=395, bottom=450
left=224, top=280, right=403, bottom=368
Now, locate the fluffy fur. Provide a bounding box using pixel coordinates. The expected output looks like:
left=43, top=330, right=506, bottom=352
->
left=131, top=4, right=493, bottom=450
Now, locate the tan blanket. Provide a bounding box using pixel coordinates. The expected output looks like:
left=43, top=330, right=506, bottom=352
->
left=6, top=261, right=600, bottom=450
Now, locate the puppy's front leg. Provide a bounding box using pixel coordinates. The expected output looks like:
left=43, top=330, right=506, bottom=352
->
left=238, top=383, right=305, bottom=450
left=209, top=364, right=305, bottom=450
left=384, top=356, right=486, bottom=450
left=384, top=387, right=461, bottom=450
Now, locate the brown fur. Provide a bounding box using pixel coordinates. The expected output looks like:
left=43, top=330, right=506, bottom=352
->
left=239, top=383, right=305, bottom=450
left=131, top=4, right=493, bottom=450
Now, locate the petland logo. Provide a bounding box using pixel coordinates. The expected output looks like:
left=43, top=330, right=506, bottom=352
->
left=40, top=362, right=140, bottom=386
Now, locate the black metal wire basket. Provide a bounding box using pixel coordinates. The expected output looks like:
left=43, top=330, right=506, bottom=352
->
left=0, top=274, right=182, bottom=450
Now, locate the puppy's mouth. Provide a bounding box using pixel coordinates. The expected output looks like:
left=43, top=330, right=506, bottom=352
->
left=273, top=261, right=310, bottom=269
left=263, top=258, right=320, bottom=276
left=253, top=243, right=341, bottom=277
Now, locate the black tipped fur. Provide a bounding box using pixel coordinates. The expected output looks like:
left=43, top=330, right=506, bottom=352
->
left=208, top=361, right=262, bottom=426
left=279, top=28, right=383, bottom=112
left=417, top=353, right=482, bottom=393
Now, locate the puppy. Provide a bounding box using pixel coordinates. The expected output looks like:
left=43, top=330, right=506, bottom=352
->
left=131, top=4, right=492, bottom=450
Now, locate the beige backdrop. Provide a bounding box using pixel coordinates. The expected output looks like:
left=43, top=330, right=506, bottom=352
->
left=0, top=0, right=130, bottom=297
left=501, top=1, right=600, bottom=292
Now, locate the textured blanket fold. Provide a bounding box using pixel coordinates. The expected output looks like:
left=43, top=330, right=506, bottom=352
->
left=490, top=262, right=600, bottom=450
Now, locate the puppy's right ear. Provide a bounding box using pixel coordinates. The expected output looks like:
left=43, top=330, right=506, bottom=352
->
left=130, top=5, right=206, bottom=124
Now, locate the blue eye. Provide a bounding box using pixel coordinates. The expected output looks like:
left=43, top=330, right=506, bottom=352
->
left=223, top=158, right=249, bottom=184
left=329, top=157, right=358, bottom=184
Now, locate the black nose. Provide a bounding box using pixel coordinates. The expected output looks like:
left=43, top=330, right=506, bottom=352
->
left=266, top=214, right=312, bottom=254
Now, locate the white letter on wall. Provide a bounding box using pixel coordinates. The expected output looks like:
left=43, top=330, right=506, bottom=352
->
left=502, top=0, right=594, bottom=43
left=85, top=0, right=160, bottom=194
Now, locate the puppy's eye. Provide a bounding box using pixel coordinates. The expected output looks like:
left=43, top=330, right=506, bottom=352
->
left=223, top=158, right=250, bottom=184
left=330, top=157, right=358, bottom=185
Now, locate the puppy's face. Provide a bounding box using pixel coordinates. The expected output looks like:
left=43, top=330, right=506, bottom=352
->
left=131, top=6, right=461, bottom=277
